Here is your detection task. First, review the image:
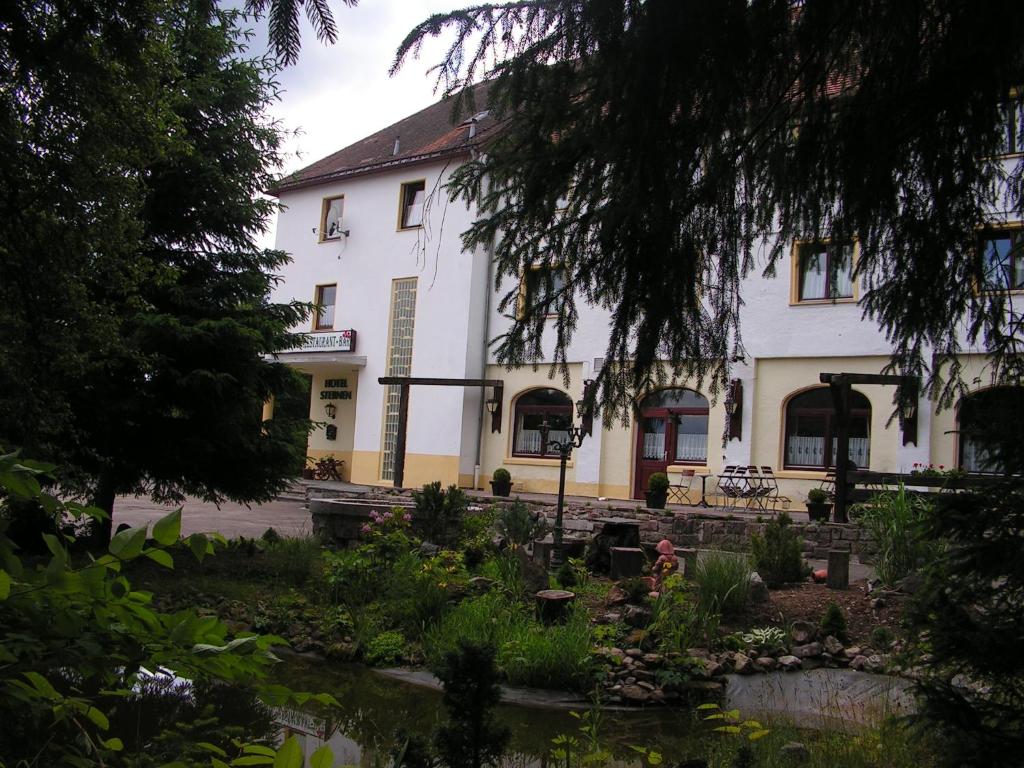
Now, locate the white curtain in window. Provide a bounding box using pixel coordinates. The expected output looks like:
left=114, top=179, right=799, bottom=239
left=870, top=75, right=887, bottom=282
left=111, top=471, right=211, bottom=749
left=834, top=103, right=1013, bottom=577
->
left=405, top=189, right=425, bottom=227
left=643, top=431, right=665, bottom=460
left=675, top=431, right=707, bottom=462
left=831, top=246, right=854, bottom=297
left=830, top=437, right=870, bottom=467
left=515, top=428, right=569, bottom=454
left=801, top=252, right=827, bottom=299
left=787, top=435, right=825, bottom=466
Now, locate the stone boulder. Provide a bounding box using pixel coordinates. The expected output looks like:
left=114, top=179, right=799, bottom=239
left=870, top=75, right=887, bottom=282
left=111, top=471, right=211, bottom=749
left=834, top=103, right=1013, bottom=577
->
left=734, top=653, right=754, bottom=674
left=792, top=642, right=823, bottom=659
left=791, top=620, right=816, bottom=645
left=823, top=635, right=845, bottom=656
left=777, top=655, right=803, bottom=671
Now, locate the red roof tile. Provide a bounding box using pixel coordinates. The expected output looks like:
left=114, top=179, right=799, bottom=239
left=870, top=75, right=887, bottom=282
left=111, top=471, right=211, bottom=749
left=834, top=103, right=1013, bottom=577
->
left=269, top=83, right=496, bottom=196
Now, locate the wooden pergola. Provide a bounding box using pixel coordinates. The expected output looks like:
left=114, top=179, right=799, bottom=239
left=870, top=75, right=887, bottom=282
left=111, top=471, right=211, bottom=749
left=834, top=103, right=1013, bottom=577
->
left=819, top=372, right=919, bottom=522
left=377, top=376, right=504, bottom=488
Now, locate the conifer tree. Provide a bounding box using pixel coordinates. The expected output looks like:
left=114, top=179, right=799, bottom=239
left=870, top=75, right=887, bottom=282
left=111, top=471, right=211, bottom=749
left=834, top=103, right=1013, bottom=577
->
left=0, top=0, right=311, bottom=535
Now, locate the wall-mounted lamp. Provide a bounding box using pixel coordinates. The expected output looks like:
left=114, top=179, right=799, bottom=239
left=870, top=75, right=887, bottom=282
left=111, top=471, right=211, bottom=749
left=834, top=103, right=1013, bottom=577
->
left=486, top=385, right=503, bottom=433
left=900, top=382, right=919, bottom=446
left=324, top=402, right=337, bottom=420
left=577, top=379, right=596, bottom=436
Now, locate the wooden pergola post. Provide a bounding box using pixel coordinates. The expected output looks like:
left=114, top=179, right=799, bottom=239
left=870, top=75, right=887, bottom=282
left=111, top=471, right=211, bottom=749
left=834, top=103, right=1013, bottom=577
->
left=378, top=376, right=504, bottom=488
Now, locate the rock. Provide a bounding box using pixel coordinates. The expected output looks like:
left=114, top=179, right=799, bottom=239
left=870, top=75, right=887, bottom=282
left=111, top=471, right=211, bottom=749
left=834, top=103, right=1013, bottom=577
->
left=625, top=648, right=644, bottom=658
left=734, top=653, right=754, bottom=674
left=792, top=642, right=823, bottom=659
left=620, top=684, right=651, bottom=703
left=467, top=576, right=494, bottom=593
left=598, top=611, right=623, bottom=624
left=865, top=654, right=886, bottom=673
left=748, top=571, right=770, bottom=603
left=419, top=541, right=440, bottom=557
left=637, top=680, right=657, bottom=692
left=606, top=585, right=628, bottom=606
left=791, top=620, right=816, bottom=645
left=823, top=635, right=845, bottom=656
left=623, top=604, right=653, bottom=628
left=514, top=547, right=551, bottom=595
left=777, top=655, right=802, bottom=671
left=849, top=654, right=868, bottom=671
left=702, top=660, right=724, bottom=678
left=641, top=653, right=664, bottom=666
left=755, top=656, right=777, bottom=672
left=896, top=572, right=924, bottom=595
left=844, top=646, right=862, bottom=659
left=871, top=597, right=886, bottom=610
left=779, top=742, right=810, bottom=763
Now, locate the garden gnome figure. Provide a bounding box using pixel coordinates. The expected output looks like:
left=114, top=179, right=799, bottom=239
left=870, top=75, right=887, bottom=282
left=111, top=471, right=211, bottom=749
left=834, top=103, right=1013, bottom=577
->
left=652, top=539, right=679, bottom=591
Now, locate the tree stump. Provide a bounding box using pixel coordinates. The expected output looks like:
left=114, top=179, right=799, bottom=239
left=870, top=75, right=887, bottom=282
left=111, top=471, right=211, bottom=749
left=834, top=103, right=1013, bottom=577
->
left=536, top=589, right=576, bottom=624
left=827, top=549, right=850, bottom=590
left=609, top=546, right=645, bottom=579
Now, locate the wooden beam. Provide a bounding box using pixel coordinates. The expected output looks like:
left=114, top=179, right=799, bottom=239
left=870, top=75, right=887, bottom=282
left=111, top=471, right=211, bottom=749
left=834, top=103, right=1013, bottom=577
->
left=829, top=377, right=851, bottom=523
left=819, top=372, right=919, bottom=386
left=378, top=376, right=504, bottom=387
left=393, top=384, right=410, bottom=488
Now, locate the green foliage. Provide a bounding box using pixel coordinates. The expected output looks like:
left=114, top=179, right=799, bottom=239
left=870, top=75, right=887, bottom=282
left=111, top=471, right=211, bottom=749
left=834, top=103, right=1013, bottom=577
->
left=618, top=576, right=652, bottom=603
left=807, top=488, right=830, bottom=504
left=870, top=626, right=895, bottom=650
left=480, top=551, right=524, bottom=597
left=496, top=500, right=548, bottom=547
left=854, top=483, right=937, bottom=586
left=750, top=513, right=806, bottom=588
left=433, top=641, right=510, bottom=768
left=647, top=472, right=671, bottom=494
left=492, top=467, right=511, bottom=483
left=424, top=592, right=593, bottom=690
left=819, top=602, right=849, bottom=643
left=650, top=574, right=720, bottom=654
left=395, top=2, right=1024, bottom=418
left=0, top=453, right=337, bottom=767
left=0, top=1, right=312, bottom=536
left=414, top=482, right=468, bottom=547
left=365, top=630, right=408, bottom=667
left=740, top=627, right=787, bottom=653
left=693, top=551, right=752, bottom=617
left=557, top=559, right=578, bottom=587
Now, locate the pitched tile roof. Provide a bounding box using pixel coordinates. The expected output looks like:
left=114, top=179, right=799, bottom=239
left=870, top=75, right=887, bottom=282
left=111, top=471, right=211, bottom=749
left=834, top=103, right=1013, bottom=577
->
left=269, top=83, right=496, bottom=196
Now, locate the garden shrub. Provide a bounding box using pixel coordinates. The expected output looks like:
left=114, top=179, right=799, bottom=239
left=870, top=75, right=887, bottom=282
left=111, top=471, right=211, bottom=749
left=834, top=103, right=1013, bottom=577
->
left=433, top=641, right=509, bottom=768
left=820, top=602, right=848, bottom=642
left=365, top=630, right=408, bottom=666
left=496, top=500, right=547, bottom=547
left=423, top=592, right=593, bottom=690
left=854, top=483, right=937, bottom=586
left=870, top=626, right=895, bottom=649
left=650, top=574, right=720, bottom=653
left=556, top=559, right=577, bottom=587
left=618, top=576, right=652, bottom=603
left=750, top=512, right=806, bottom=587
left=413, top=482, right=468, bottom=547
left=480, top=551, right=524, bottom=596
left=693, top=550, right=752, bottom=616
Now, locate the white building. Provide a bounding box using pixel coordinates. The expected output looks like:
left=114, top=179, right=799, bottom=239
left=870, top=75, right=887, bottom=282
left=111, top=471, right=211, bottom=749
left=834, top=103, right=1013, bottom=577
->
left=269, top=91, right=1022, bottom=506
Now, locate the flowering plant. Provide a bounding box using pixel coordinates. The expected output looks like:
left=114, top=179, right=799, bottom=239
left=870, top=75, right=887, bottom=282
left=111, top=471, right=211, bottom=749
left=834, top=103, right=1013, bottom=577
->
left=358, top=506, right=415, bottom=564
left=909, top=463, right=965, bottom=479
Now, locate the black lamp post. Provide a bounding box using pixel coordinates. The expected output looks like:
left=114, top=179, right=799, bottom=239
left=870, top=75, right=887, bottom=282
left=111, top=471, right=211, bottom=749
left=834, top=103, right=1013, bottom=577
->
left=538, top=380, right=596, bottom=571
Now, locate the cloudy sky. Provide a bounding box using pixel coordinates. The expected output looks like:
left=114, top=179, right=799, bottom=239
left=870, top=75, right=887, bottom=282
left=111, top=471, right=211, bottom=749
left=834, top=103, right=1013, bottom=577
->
left=237, top=1, right=478, bottom=241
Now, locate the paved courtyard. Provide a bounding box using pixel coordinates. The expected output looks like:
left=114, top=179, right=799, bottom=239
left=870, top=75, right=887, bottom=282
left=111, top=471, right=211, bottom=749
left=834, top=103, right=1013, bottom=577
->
left=114, top=495, right=311, bottom=539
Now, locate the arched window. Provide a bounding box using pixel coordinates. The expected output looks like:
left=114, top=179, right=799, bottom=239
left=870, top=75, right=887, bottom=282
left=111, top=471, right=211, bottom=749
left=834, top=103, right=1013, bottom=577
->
left=784, top=387, right=871, bottom=469
left=638, top=389, right=710, bottom=465
left=958, top=387, right=1023, bottom=473
left=512, top=388, right=572, bottom=457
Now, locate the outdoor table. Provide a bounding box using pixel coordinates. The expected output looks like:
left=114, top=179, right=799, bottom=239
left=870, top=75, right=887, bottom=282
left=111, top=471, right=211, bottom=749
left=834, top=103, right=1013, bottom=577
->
left=693, top=469, right=713, bottom=507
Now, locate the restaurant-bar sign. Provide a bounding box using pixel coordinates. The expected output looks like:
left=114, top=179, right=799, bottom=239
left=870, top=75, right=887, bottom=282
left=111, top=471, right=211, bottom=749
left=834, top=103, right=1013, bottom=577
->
left=283, top=329, right=356, bottom=354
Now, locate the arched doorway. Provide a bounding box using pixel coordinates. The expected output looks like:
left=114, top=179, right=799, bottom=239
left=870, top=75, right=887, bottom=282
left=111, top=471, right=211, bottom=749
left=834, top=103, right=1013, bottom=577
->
left=633, top=389, right=709, bottom=498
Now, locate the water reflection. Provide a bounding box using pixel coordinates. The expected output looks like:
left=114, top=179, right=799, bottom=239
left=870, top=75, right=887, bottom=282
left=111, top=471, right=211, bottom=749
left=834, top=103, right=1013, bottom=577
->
left=274, top=659, right=706, bottom=766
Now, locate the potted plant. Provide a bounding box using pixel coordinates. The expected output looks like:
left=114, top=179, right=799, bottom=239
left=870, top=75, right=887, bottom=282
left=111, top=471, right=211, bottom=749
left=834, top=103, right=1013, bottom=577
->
left=490, top=467, right=512, bottom=497
left=645, top=472, right=670, bottom=509
left=806, top=487, right=832, bottom=522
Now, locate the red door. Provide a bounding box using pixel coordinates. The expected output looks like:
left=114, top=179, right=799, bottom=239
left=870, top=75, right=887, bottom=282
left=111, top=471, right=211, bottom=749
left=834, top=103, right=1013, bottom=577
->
left=634, top=415, right=670, bottom=498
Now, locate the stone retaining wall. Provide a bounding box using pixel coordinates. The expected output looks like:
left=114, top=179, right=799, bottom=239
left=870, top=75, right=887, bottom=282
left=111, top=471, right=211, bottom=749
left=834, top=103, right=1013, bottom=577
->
left=306, top=487, right=876, bottom=562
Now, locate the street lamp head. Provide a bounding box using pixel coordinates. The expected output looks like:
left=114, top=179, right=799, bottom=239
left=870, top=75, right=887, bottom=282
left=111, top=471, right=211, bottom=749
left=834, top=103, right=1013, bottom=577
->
left=485, top=395, right=500, bottom=415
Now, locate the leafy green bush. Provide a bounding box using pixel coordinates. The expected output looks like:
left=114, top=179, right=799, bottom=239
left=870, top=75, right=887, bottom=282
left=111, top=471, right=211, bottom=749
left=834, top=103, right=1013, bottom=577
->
left=492, top=467, right=511, bottom=483
left=807, top=487, right=830, bottom=504
left=413, top=482, right=468, bottom=547
left=854, top=483, right=936, bottom=586
left=820, top=602, right=848, bottom=643
left=650, top=574, right=720, bottom=653
left=693, top=551, right=752, bottom=616
left=365, top=630, right=408, bottom=666
left=750, top=512, right=807, bottom=587
left=423, top=592, right=593, bottom=690
left=496, top=500, right=547, bottom=547
left=647, top=472, right=670, bottom=493
left=618, top=576, right=652, bottom=603
left=870, top=626, right=895, bottom=649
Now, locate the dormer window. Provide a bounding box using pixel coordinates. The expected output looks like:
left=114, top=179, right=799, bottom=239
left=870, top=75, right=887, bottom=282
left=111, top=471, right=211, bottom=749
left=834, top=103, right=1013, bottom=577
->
left=399, top=180, right=425, bottom=229
left=320, top=196, right=345, bottom=241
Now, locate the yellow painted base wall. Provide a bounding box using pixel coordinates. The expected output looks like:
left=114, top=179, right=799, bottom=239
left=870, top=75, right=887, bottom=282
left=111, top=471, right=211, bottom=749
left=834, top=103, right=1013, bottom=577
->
left=348, top=450, right=461, bottom=489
